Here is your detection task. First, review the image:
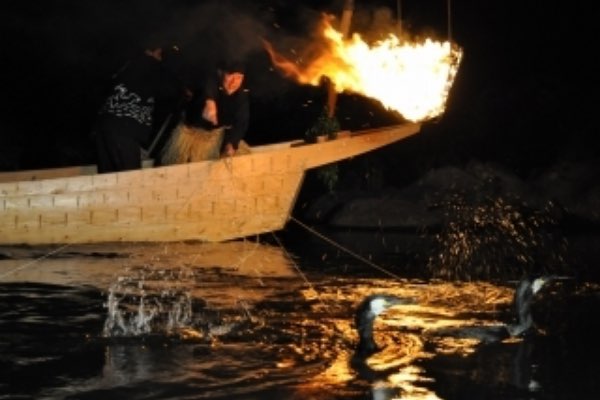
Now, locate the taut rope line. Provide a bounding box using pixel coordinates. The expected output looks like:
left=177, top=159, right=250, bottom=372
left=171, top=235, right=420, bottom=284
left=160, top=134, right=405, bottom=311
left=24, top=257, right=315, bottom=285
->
left=290, top=216, right=405, bottom=281
left=0, top=244, right=71, bottom=280
left=268, top=232, right=329, bottom=305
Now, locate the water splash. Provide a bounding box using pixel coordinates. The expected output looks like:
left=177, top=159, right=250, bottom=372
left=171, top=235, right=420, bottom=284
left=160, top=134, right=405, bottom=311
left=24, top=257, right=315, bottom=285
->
left=427, top=193, right=569, bottom=280
left=103, top=266, right=195, bottom=337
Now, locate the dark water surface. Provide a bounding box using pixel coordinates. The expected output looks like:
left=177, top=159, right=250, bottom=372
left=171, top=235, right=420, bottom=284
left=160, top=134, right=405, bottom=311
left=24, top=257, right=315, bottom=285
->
left=1, top=245, right=599, bottom=400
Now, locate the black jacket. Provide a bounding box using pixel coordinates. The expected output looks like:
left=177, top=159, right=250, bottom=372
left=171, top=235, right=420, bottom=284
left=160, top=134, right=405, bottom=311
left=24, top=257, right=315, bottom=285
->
left=185, top=72, right=250, bottom=150
left=99, top=52, right=182, bottom=130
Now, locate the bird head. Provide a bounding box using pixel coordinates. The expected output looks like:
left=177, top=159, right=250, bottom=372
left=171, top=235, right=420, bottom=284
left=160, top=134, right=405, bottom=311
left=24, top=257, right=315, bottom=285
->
left=509, top=275, right=562, bottom=337
left=354, top=294, right=414, bottom=357
left=514, top=275, right=555, bottom=309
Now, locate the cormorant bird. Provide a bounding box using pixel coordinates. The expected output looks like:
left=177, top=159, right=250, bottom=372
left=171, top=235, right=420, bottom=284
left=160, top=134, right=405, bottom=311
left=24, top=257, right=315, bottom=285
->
left=353, top=294, right=414, bottom=357
left=351, top=276, right=555, bottom=355
left=350, top=293, right=417, bottom=386
left=348, top=277, right=558, bottom=393
left=429, top=276, right=554, bottom=344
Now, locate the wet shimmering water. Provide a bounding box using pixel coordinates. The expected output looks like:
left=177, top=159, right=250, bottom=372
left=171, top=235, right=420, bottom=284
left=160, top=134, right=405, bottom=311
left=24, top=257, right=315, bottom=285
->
left=0, top=248, right=598, bottom=400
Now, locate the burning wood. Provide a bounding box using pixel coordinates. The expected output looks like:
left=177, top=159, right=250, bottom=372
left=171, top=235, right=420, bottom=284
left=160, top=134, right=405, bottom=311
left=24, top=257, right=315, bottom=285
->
left=264, top=14, right=462, bottom=122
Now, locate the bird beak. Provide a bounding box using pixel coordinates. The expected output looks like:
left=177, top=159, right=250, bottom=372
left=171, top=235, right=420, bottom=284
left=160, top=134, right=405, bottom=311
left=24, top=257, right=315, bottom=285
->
left=384, top=295, right=416, bottom=307
left=547, top=275, right=574, bottom=281
left=531, top=277, right=549, bottom=294
left=531, top=275, right=573, bottom=294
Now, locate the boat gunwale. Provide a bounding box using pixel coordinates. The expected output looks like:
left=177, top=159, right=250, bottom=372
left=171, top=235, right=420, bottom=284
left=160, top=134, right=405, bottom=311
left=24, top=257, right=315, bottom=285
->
left=0, top=124, right=419, bottom=185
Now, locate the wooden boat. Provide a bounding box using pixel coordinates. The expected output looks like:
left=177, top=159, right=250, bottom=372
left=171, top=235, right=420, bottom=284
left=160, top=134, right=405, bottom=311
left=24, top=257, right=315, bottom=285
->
left=0, top=123, right=421, bottom=245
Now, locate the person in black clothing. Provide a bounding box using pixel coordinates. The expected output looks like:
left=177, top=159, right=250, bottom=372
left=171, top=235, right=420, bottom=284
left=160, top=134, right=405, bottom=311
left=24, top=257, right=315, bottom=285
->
left=93, top=45, right=188, bottom=173
left=199, top=61, right=249, bottom=157
left=160, top=61, right=250, bottom=164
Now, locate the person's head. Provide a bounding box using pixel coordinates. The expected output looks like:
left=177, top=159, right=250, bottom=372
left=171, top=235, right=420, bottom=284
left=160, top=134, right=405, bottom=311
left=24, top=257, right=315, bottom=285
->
left=220, top=61, right=245, bottom=95
left=142, top=33, right=178, bottom=62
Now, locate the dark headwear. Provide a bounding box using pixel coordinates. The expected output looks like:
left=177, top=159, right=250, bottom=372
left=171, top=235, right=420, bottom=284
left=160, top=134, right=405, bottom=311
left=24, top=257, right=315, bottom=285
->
left=141, top=32, right=172, bottom=51
left=162, top=44, right=188, bottom=83
left=220, top=60, right=245, bottom=74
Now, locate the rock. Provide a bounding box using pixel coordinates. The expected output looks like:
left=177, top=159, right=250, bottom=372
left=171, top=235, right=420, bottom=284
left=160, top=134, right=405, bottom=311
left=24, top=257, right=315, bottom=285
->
left=305, top=160, right=600, bottom=229
left=529, top=161, right=600, bottom=223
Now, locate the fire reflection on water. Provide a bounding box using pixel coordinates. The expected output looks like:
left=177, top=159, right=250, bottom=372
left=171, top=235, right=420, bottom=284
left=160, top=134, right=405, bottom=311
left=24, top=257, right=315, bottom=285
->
left=292, top=279, right=516, bottom=399
left=1, top=241, right=597, bottom=399
left=96, top=263, right=522, bottom=399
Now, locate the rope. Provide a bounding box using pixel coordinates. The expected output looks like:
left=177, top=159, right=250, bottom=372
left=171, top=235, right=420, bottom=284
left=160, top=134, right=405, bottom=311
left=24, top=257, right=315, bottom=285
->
left=447, top=0, right=452, bottom=43
left=269, top=232, right=330, bottom=307
left=290, top=216, right=405, bottom=281
left=0, top=244, right=71, bottom=280
left=273, top=216, right=413, bottom=351
left=216, top=156, right=331, bottom=320
left=269, top=230, right=361, bottom=350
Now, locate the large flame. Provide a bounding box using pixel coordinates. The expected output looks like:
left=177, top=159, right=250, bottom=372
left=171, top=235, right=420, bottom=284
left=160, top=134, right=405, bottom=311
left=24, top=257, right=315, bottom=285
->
left=264, top=15, right=462, bottom=122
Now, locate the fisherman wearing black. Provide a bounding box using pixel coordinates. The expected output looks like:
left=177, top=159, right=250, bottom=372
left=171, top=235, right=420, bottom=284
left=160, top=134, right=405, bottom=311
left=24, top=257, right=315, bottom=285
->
left=184, top=60, right=249, bottom=158
left=94, top=43, right=188, bottom=173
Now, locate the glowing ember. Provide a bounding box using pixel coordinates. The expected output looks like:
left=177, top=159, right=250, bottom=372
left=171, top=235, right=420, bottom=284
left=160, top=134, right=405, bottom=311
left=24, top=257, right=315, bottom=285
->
left=264, top=14, right=463, bottom=122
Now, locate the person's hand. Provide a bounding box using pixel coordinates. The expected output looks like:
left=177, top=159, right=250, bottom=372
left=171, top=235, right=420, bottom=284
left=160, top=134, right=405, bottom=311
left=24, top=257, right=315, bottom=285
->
left=220, top=143, right=235, bottom=158
left=202, top=99, right=218, bottom=125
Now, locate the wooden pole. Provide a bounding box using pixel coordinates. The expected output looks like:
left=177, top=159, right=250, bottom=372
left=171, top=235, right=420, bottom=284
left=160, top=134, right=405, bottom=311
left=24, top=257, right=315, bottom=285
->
left=396, top=0, right=402, bottom=36
left=447, top=0, right=452, bottom=43
left=326, top=0, right=354, bottom=118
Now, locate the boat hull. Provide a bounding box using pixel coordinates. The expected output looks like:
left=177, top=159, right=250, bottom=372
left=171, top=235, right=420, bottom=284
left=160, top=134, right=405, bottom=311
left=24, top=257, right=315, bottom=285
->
left=0, top=123, right=420, bottom=245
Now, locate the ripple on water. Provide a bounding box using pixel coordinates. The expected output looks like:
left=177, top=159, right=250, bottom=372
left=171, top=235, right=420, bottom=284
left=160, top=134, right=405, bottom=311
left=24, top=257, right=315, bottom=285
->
left=1, top=268, right=599, bottom=399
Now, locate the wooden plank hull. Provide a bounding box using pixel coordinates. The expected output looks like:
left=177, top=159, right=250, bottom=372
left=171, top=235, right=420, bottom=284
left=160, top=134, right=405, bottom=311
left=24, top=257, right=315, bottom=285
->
left=0, top=123, right=420, bottom=245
